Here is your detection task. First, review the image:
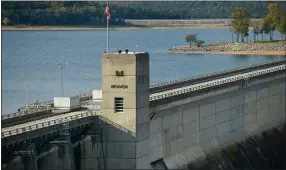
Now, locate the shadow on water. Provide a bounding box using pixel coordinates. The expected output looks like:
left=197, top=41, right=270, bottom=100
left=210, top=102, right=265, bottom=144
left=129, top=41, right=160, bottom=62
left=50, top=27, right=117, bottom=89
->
left=188, top=125, right=286, bottom=170
left=231, top=54, right=251, bottom=59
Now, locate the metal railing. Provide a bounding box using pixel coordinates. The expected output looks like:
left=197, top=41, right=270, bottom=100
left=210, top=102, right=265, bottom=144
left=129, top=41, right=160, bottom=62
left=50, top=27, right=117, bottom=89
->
left=149, top=64, right=285, bottom=101
left=1, top=110, right=99, bottom=138
left=1, top=107, right=52, bottom=120
left=149, top=59, right=285, bottom=89
left=75, top=92, right=92, bottom=98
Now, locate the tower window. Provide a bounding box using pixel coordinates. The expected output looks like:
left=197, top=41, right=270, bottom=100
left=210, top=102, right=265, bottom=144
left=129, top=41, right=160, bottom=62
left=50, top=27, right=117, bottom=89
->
left=114, top=97, right=124, bottom=113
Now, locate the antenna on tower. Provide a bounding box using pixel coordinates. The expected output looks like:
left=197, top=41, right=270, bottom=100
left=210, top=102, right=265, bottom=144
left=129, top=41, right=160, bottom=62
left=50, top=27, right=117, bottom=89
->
left=105, top=1, right=110, bottom=53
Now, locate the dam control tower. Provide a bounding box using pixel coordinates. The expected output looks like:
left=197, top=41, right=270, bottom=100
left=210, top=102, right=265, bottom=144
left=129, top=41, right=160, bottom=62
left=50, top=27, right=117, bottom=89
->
left=101, top=50, right=151, bottom=169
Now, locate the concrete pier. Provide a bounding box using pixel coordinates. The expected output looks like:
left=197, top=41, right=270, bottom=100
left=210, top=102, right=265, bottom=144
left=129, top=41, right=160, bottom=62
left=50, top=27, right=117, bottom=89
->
left=37, top=143, right=74, bottom=170
left=2, top=144, right=38, bottom=170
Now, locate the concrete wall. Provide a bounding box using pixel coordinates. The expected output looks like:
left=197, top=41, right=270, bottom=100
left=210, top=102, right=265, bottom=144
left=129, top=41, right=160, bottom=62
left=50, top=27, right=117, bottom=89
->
left=100, top=52, right=150, bottom=169
left=148, top=76, right=285, bottom=168
left=78, top=117, right=136, bottom=170
left=2, top=144, right=73, bottom=170
left=37, top=144, right=74, bottom=170
left=2, top=156, right=26, bottom=170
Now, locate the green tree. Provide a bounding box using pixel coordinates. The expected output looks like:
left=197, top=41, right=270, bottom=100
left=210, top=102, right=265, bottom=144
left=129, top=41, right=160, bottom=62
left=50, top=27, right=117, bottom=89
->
left=278, top=15, right=286, bottom=40
left=229, top=27, right=234, bottom=43
left=268, top=3, right=280, bottom=27
left=263, top=3, right=279, bottom=40
left=231, top=7, right=251, bottom=42
left=276, top=4, right=286, bottom=40
left=0, top=1, right=283, bottom=26
left=185, top=34, right=197, bottom=47
left=253, top=26, right=260, bottom=42
left=242, top=31, right=249, bottom=42
left=261, top=19, right=271, bottom=41
left=195, top=40, right=205, bottom=47
left=258, top=25, right=264, bottom=41
left=2, top=17, right=10, bottom=25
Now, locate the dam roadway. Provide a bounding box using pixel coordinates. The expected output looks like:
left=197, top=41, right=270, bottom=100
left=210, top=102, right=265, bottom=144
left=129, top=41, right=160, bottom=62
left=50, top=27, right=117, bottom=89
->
left=1, top=56, right=286, bottom=170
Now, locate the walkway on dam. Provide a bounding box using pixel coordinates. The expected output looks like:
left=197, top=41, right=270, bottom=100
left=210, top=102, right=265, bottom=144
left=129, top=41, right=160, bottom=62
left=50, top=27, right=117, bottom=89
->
left=1, top=109, right=97, bottom=138
left=150, top=64, right=285, bottom=100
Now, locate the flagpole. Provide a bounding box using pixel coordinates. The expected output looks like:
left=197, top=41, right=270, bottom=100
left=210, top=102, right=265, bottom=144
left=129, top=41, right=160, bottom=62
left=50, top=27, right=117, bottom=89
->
left=106, top=1, right=109, bottom=53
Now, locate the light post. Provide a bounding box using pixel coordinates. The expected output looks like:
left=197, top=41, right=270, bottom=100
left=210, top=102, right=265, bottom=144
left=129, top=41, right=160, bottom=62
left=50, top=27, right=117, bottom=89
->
left=25, top=85, right=29, bottom=109
left=145, top=39, right=147, bottom=52
left=92, top=100, right=95, bottom=114
left=58, top=63, right=64, bottom=96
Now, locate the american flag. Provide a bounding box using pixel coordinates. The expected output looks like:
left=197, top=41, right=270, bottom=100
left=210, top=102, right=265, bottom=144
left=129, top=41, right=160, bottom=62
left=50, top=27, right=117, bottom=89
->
left=105, top=6, right=110, bottom=20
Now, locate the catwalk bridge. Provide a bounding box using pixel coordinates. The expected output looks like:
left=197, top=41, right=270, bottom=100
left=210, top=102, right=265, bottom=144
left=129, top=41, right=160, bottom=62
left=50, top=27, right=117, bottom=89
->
left=1, top=55, right=285, bottom=170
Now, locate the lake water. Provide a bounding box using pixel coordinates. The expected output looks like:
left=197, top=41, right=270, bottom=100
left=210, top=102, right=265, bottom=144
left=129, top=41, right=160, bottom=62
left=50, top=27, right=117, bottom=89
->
left=1, top=28, right=282, bottom=114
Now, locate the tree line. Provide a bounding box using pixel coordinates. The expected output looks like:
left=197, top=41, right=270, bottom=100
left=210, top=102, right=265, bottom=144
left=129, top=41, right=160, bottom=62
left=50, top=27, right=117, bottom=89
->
left=230, top=3, right=286, bottom=42
left=1, top=1, right=283, bottom=26
left=185, top=34, right=205, bottom=47
left=184, top=2, right=286, bottom=47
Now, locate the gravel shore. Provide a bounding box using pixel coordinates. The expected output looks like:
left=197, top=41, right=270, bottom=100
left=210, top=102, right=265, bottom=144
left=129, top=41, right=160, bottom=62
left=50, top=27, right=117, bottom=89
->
left=167, top=42, right=286, bottom=55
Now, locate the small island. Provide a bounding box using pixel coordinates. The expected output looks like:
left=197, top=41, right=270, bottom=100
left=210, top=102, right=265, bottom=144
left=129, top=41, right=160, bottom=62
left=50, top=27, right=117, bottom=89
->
left=168, top=41, right=286, bottom=55
left=168, top=3, right=286, bottom=56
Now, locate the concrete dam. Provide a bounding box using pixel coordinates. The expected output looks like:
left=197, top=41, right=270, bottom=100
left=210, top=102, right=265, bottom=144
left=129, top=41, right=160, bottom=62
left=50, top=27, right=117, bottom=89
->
left=1, top=52, right=286, bottom=170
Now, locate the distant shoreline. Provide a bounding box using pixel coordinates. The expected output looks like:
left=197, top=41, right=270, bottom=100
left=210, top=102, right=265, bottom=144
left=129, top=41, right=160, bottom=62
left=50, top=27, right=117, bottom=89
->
left=1, top=18, right=263, bottom=30
left=2, top=24, right=231, bottom=31
left=189, top=50, right=285, bottom=56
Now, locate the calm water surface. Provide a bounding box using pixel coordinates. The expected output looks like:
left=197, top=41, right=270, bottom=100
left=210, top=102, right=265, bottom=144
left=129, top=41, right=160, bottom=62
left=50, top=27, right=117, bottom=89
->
left=2, top=28, right=282, bottom=114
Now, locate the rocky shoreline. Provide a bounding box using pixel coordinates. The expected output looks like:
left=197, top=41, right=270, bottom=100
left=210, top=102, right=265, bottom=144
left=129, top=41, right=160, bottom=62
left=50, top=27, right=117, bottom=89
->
left=168, top=42, right=286, bottom=55
left=125, top=19, right=262, bottom=27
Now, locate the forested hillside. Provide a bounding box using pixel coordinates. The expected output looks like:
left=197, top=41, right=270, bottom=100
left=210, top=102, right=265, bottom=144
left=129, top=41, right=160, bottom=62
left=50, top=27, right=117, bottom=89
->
left=1, top=1, right=285, bottom=26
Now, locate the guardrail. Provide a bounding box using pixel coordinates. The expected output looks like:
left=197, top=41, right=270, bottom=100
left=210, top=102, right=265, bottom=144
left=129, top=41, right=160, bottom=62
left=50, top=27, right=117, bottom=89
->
left=1, top=107, right=52, bottom=120
left=149, top=59, right=285, bottom=90
left=149, top=64, right=286, bottom=101
left=1, top=110, right=99, bottom=138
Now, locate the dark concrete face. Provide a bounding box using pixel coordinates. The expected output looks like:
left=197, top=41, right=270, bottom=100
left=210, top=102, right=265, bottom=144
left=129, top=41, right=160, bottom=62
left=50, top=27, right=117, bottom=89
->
left=185, top=125, right=286, bottom=170
left=148, top=74, right=285, bottom=168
